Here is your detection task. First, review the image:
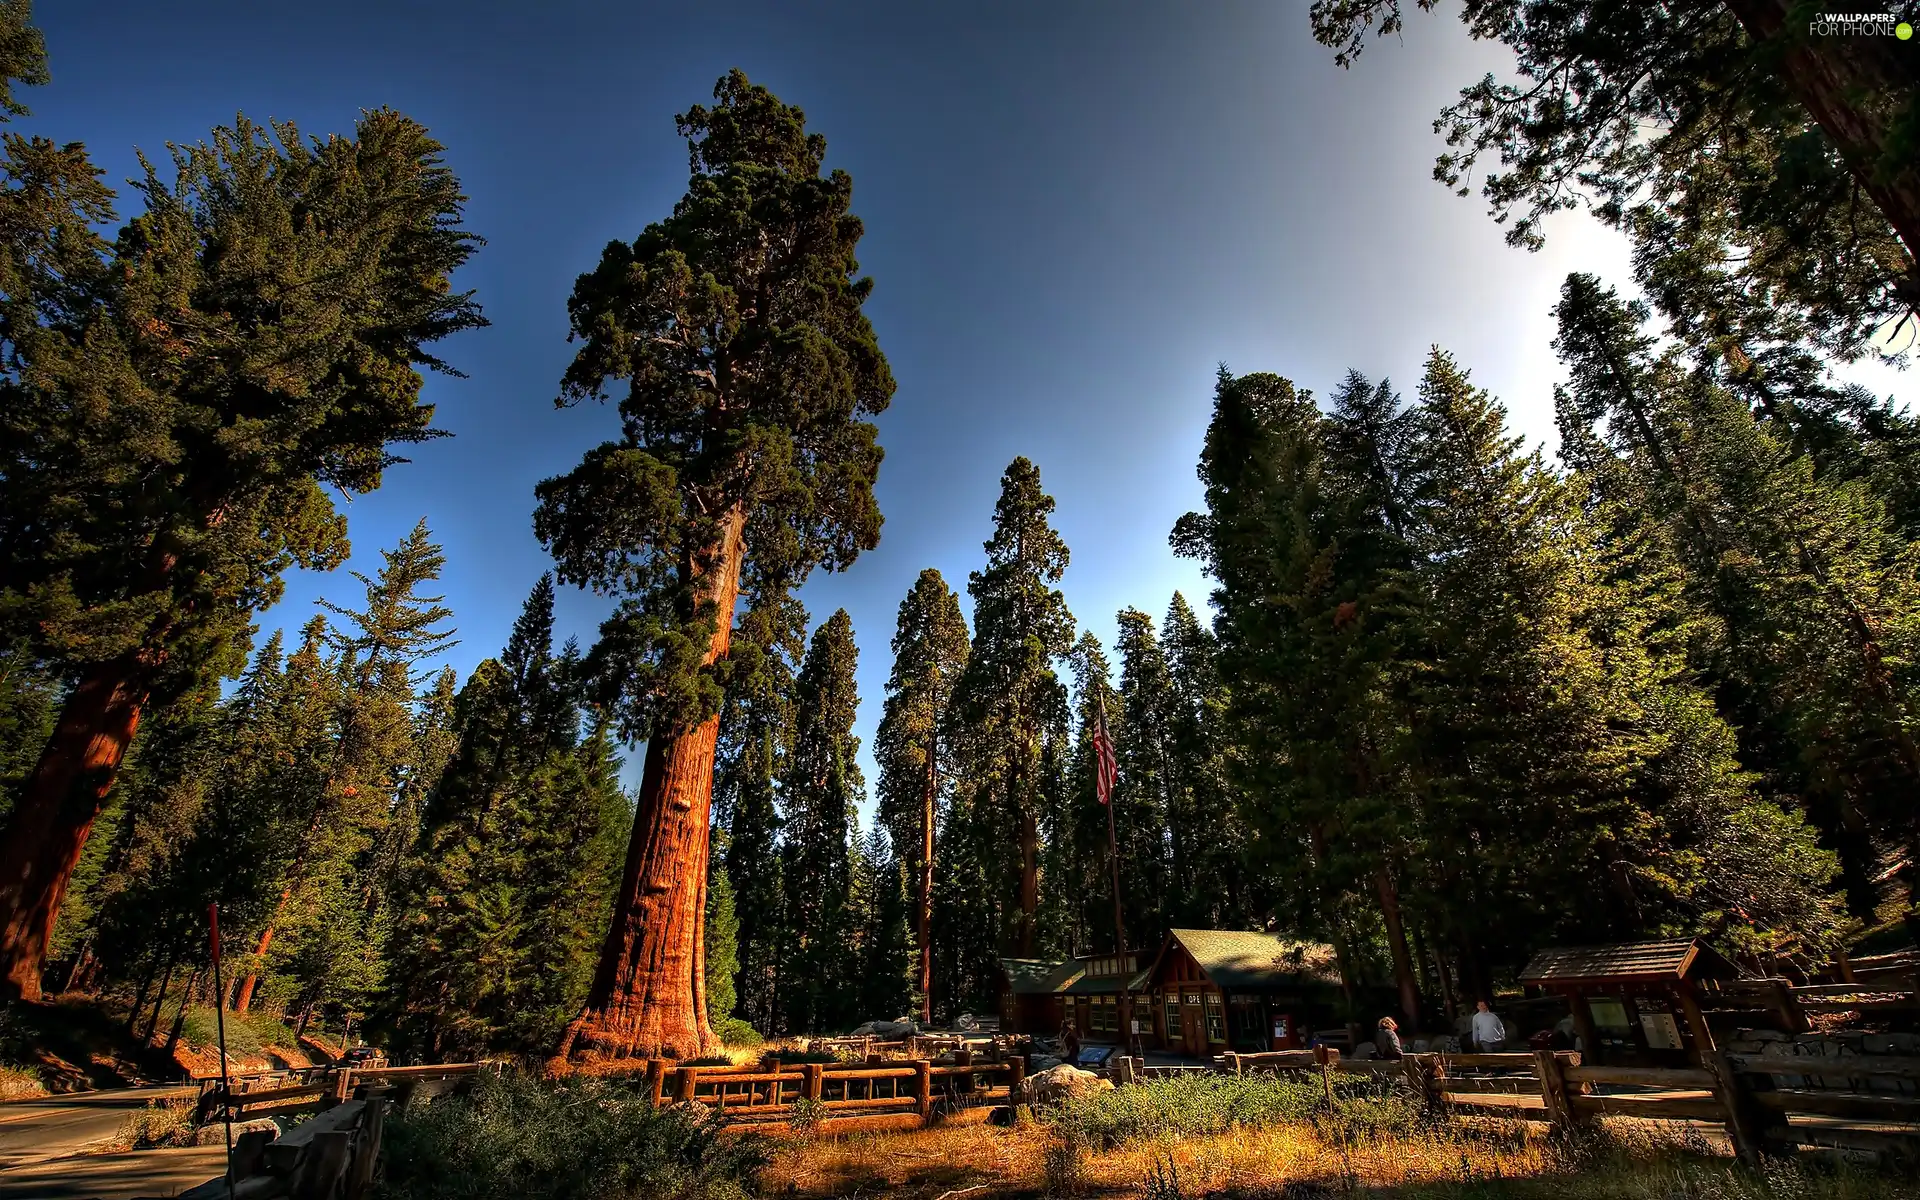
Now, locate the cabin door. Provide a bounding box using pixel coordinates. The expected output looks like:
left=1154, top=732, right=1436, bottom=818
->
left=1181, top=990, right=1205, bottom=1052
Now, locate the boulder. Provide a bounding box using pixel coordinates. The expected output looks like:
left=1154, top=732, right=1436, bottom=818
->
left=194, top=1118, right=279, bottom=1146
left=1017, top=1063, right=1114, bottom=1107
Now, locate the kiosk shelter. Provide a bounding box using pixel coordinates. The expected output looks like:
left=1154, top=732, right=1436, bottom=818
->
left=1520, top=938, right=1742, bottom=1067
left=1140, top=930, right=1345, bottom=1056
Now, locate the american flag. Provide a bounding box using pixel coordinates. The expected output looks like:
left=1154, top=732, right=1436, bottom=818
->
left=1092, top=698, right=1118, bottom=806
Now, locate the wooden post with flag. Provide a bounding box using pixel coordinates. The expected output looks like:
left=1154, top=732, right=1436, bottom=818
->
left=1091, top=688, right=1133, bottom=1060
left=208, top=903, right=235, bottom=1198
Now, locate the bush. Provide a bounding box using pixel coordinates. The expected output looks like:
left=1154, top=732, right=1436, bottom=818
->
left=375, top=1070, right=768, bottom=1200
left=111, top=1101, right=195, bottom=1150
left=714, top=1018, right=762, bottom=1048
left=1047, top=1071, right=1417, bottom=1149
left=766, top=1048, right=835, bottom=1065
left=178, top=1007, right=298, bottom=1057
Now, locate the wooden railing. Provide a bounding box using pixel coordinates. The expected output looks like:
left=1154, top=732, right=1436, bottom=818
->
left=198, top=1061, right=485, bottom=1123
left=1205, top=1045, right=1920, bottom=1161
left=640, top=1053, right=1027, bottom=1134
left=180, top=1097, right=387, bottom=1200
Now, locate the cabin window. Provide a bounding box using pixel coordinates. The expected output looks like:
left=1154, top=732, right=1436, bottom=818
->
left=1165, top=995, right=1181, bottom=1039
left=1205, top=993, right=1226, bottom=1043
left=1093, top=995, right=1117, bottom=1032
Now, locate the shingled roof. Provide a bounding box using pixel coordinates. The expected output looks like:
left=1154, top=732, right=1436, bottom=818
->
left=999, top=957, right=1082, bottom=995
left=1155, top=929, right=1344, bottom=991
left=1519, top=938, right=1741, bottom=985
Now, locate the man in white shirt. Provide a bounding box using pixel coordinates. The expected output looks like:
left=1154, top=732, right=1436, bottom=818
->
left=1471, top=1000, right=1506, bottom=1052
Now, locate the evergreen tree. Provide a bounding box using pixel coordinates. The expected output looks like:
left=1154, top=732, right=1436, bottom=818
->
left=873, top=568, right=969, bottom=1022
left=1112, top=610, right=1178, bottom=946
left=777, top=611, right=863, bottom=1033
left=1554, top=273, right=1920, bottom=916
left=850, top=825, right=916, bottom=1022
left=1160, top=594, right=1243, bottom=929
left=949, top=458, right=1076, bottom=960
left=0, top=89, right=485, bottom=998
left=704, top=849, right=740, bottom=1030
left=1058, top=635, right=1123, bottom=955
left=1313, top=0, right=1919, bottom=363
left=534, top=70, right=894, bottom=1058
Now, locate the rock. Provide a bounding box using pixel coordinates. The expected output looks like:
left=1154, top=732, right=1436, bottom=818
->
left=194, top=1118, right=279, bottom=1146
left=1017, top=1063, right=1114, bottom=1107
left=849, top=1022, right=880, bottom=1036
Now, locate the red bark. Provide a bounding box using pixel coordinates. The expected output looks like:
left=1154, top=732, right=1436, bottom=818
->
left=569, top=506, right=747, bottom=1060
left=0, top=656, right=149, bottom=1001
left=231, top=920, right=280, bottom=1014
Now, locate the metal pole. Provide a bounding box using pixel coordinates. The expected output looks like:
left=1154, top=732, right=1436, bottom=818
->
left=208, top=903, right=234, bottom=1200
left=1097, top=689, right=1132, bottom=1059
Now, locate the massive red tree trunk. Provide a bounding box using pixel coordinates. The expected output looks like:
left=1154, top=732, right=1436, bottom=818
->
left=0, top=655, right=150, bottom=1001
left=1724, top=0, right=1920, bottom=269
left=919, top=734, right=935, bottom=1025
left=566, top=507, right=747, bottom=1061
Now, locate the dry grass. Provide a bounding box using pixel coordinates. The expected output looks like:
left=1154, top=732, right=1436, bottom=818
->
left=93, top=1099, right=197, bottom=1152
left=0, top=1063, right=46, bottom=1099
left=761, top=1116, right=1916, bottom=1199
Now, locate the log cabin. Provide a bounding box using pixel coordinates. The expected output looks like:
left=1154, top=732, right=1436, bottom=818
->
left=1140, top=930, right=1346, bottom=1055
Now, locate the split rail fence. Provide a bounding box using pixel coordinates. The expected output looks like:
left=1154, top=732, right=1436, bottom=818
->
left=643, top=1051, right=1028, bottom=1135
left=1202, top=1047, right=1919, bottom=1162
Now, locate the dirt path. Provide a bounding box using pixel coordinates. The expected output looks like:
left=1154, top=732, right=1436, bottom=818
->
left=0, top=1085, right=196, bottom=1169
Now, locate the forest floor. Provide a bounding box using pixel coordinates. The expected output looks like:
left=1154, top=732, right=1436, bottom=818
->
left=0, top=993, right=318, bottom=1097
left=760, top=1115, right=1917, bottom=1200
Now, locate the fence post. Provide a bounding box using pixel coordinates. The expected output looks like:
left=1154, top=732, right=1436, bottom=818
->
left=915, top=1059, right=933, bottom=1120
left=1703, top=1048, right=1769, bottom=1165
left=1530, top=1048, right=1578, bottom=1128
left=1008, top=1055, right=1025, bottom=1103
left=1225, top=1051, right=1242, bottom=1077
left=1405, top=1053, right=1441, bottom=1112
left=678, top=1066, right=701, bottom=1104
left=349, top=1097, right=387, bottom=1199
left=325, top=1068, right=354, bottom=1110
left=804, top=1062, right=824, bottom=1103
left=646, top=1059, right=666, bottom=1108
left=1769, top=982, right=1811, bottom=1034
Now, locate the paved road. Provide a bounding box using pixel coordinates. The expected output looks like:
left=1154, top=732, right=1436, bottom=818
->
left=0, top=1085, right=197, bottom=1169
left=0, top=1144, right=227, bottom=1199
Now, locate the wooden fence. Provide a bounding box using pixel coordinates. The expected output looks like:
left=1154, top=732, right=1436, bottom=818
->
left=1206, top=1047, right=1919, bottom=1162
left=198, top=1062, right=486, bottom=1123
left=179, top=1098, right=387, bottom=1200
left=643, top=1052, right=1028, bottom=1135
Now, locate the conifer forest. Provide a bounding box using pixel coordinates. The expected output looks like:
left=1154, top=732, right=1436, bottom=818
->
left=3, top=0, right=1919, bottom=1072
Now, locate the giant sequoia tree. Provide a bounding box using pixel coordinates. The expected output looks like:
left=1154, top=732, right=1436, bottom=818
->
left=536, top=71, right=894, bottom=1057
left=0, top=91, right=484, bottom=998
left=874, top=568, right=969, bottom=1022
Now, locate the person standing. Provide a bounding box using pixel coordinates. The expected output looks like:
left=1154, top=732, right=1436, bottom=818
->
left=1471, top=1000, right=1507, bottom=1052
left=1375, top=1016, right=1404, bottom=1060
left=1060, top=1016, right=1081, bottom=1066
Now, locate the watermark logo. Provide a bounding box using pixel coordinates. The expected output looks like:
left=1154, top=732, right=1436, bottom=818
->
left=1810, top=10, right=1912, bottom=36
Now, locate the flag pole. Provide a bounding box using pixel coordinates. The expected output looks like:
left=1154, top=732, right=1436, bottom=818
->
left=1095, top=688, right=1133, bottom=1060
left=208, top=903, right=235, bottom=1199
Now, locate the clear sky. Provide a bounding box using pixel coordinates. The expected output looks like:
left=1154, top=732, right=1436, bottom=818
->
left=32, top=1, right=1903, bottom=810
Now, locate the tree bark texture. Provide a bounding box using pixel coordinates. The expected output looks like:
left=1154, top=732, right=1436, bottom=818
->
left=1723, top=0, right=1920, bottom=268
left=1375, top=866, right=1423, bottom=1026
left=571, top=506, right=747, bottom=1060
left=0, top=655, right=149, bottom=1001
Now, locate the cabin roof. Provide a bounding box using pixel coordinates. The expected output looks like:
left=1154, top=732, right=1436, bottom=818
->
left=999, top=957, right=1082, bottom=995
left=1519, top=938, right=1740, bottom=985
left=1152, top=929, right=1344, bottom=991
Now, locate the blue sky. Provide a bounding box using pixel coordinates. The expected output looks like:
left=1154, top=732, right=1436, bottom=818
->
left=33, top=1, right=1903, bottom=808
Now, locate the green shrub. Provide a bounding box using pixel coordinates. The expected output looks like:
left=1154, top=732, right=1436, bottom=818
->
left=178, top=1007, right=298, bottom=1057
left=714, top=1018, right=762, bottom=1048
left=767, top=1048, right=835, bottom=1065
left=680, top=1055, right=734, bottom=1067
left=1047, top=1072, right=1416, bottom=1149
left=375, top=1070, right=768, bottom=1200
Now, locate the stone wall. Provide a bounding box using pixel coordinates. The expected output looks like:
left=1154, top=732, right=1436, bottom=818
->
left=1723, top=1028, right=1919, bottom=1095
